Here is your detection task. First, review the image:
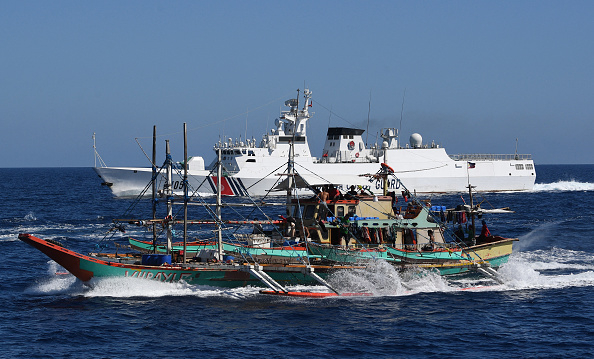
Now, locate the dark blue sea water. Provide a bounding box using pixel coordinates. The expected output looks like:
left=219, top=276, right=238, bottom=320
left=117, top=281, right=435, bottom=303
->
left=2, top=165, right=594, bottom=358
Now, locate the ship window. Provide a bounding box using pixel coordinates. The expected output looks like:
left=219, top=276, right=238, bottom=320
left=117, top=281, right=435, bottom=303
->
left=336, top=206, right=345, bottom=217
left=525, top=164, right=534, bottom=170
left=234, top=150, right=241, bottom=155
left=348, top=206, right=356, bottom=216
left=343, top=135, right=348, bottom=139
left=515, top=164, right=524, bottom=170
left=349, top=135, right=354, bottom=139
left=248, top=150, right=255, bottom=156
left=246, top=159, right=256, bottom=163
left=242, top=149, right=246, bottom=154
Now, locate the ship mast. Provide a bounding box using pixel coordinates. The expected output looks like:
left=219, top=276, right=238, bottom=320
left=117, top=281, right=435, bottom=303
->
left=285, top=89, right=299, bottom=217
left=467, top=183, right=476, bottom=246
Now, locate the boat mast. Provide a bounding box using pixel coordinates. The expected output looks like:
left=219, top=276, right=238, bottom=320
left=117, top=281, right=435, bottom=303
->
left=216, top=147, right=223, bottom=261
left=183, top=123, right=188, bottom=265
left=467, top=184, right=476, bottom=245
left=165, top=139, right=173, bottom=254
left=152, top=126, right=157, bottom=253
left=285, top=89, right=299, bottom=217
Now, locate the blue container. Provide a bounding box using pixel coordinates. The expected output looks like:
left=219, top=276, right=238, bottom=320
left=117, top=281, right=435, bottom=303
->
left=223, top=255, right=235, bottom=262
left=141, top=254, right=172, bottom=266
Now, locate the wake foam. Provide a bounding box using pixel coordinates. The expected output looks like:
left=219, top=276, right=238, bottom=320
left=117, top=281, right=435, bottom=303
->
left=533, top=180, right=594, bottom=192
left=24, top=246, right=594, bottom=299
left=328, top=260, right=452, bottom=296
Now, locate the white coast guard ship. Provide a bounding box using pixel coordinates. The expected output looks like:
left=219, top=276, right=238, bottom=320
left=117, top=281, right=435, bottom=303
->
left=94, top=89, right=536, bottom=197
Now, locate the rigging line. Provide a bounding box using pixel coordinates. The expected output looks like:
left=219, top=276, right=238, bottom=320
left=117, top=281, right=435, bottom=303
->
left=387, top=172, right=479, bottom=262
left=135, top=137, right=156, bottom=167
left=290, top=169, right=380, bottom=262
left=292, top=162, right=334, bottom=184
left=288, top=169, right=313, bottom=265
left=311, top=99, right=358, bottom=128
left=102, top=163, right=169, bottom=242
left=242, top=161, right=290, bottom=191
left=173, top=161, right=287, bottom=263
left=134, top=93, right=293, bottom=140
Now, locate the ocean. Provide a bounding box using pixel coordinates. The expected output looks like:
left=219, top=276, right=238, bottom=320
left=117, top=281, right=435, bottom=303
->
left=1, top=165, right=594, bottom=358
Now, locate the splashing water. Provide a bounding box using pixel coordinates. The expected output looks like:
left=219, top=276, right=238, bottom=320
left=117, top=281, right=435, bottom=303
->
left=533, top=180, right=594, bottom=192
left=514, top=221, right=559, bottom=251
left=327, top=260, right=453, bottom=296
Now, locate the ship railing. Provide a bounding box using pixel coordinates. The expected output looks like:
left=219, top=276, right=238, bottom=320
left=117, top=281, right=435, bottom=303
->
left=449, top=153, right=532, bottom=161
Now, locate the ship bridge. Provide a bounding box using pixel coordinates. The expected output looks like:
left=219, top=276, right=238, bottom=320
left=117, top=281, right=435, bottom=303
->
left=320, top=127, right=382, bottom=163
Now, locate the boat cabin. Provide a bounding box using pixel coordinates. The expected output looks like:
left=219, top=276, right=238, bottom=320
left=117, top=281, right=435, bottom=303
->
left=289, top=194, right=446, bottom=251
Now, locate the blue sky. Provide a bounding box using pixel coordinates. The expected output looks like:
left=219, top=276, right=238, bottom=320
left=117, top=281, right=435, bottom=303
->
left=1, top=1, right=593, bottom=167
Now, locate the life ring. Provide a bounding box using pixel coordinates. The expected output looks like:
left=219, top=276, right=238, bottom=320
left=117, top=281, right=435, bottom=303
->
left=355, top=152, right=359, bottom=158
left=381, top=163, right=394, bottom=173
left=348, top=141, right=355, bottom=150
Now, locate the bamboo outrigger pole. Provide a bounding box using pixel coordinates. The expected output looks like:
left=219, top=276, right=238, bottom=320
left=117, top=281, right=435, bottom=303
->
left=183, top=123, right=188, bottom=265
left=166, top=139, right=173, bottom=254
left=216, top=147, right=223, bottom=261
left=152, top=125, right=157, bottom=253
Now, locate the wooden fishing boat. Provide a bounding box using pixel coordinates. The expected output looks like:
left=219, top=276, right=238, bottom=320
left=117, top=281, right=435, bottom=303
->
left=18, top=233, right=352, bottom=288
left=292, top=163, right=516, bottom=280
left=18, top=124, right=363, bottom=296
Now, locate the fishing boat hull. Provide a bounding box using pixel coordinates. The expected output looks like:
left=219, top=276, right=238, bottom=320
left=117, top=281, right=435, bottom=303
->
left=19, top=233, right=343, bottom=288
left=306, top=237, right=515, bottom=276
left=307, top=242, right=394, bottom=263
left=128, top=237, right=310, bottom=262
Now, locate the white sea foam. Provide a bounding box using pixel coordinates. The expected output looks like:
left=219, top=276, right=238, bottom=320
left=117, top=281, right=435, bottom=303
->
left=532, top=180, right=594, bottom=192
left=24, top=212, right=37, bottom=221
left=25, top=261, right=82, bottom=295
left=327, top=260, right=454, bottom=297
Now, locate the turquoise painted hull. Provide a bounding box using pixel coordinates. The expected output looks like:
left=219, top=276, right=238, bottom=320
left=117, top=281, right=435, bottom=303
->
left=307, top=243, right=394, bottom=263
left=20, top=234, right=336, bottom=288
left=129, top=238, right=309, bottom=260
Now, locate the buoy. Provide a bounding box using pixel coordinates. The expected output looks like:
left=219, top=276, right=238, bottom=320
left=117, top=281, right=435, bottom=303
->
left=381, top=163, right=394, bottom=173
